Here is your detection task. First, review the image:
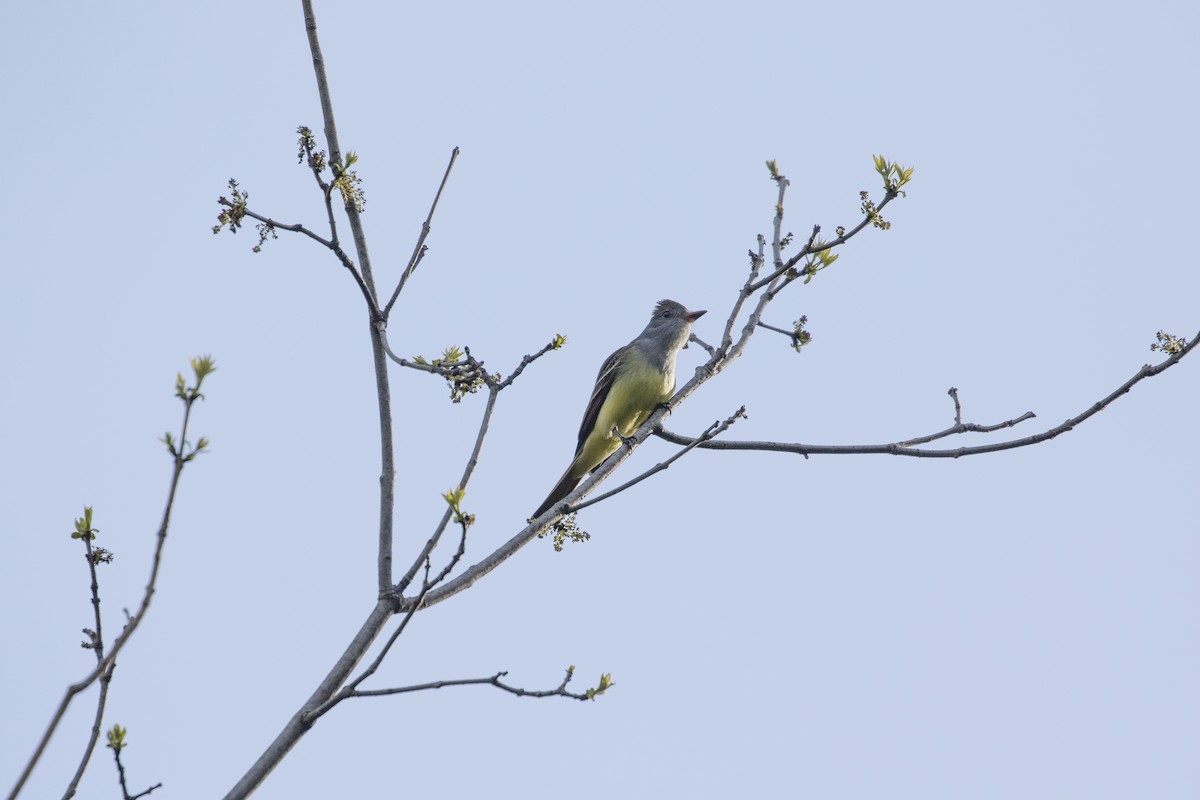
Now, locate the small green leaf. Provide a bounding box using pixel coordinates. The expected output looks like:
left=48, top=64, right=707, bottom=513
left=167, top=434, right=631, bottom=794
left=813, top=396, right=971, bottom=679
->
left=442, top=486, right=465, bottom=513
left=585, top=672, right=615, bottom=699
left=72, top=506, right=99, bottom=540
left=106, top=724, right=127, bottom=751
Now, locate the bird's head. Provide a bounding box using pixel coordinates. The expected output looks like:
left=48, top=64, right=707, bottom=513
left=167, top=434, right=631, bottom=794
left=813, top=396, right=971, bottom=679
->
left=649, top=299, right=706, bottom=327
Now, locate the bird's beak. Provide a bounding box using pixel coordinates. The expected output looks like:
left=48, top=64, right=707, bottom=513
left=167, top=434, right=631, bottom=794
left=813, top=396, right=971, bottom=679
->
left=685, top=309, right=707, bottom=323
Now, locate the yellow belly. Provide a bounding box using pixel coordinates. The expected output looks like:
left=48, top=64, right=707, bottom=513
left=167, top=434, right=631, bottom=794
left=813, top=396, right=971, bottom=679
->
left=573, top=366, right=673, bottom=478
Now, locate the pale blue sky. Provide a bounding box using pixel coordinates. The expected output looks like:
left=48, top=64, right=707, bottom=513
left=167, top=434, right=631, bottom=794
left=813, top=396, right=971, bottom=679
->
left=4, top=2, right=1198, bottom=798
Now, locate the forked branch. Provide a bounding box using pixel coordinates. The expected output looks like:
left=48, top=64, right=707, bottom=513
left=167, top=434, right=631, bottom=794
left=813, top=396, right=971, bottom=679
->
left=352, top=667, right=610, bottom=703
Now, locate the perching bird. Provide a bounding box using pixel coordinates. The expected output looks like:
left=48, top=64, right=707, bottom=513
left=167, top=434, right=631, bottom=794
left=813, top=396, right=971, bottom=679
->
left=532, top=299, right=706, bottom=518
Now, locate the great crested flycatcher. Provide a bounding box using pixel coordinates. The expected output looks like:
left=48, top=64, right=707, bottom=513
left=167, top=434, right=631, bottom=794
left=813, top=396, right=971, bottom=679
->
left=533, top=299, right=706, bottom=518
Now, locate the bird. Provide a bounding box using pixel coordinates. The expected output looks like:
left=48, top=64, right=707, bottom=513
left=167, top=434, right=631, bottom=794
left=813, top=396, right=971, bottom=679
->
left=532, top=299, right=706, bottom=518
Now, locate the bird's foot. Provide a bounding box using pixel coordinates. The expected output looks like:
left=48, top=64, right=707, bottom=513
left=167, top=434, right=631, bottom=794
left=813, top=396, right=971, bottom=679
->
left=611, top=425, right=638, bottom=448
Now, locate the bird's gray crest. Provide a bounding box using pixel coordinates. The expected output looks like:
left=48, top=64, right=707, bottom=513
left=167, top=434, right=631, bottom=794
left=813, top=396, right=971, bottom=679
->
left=653, top=299, right=687, bottom=317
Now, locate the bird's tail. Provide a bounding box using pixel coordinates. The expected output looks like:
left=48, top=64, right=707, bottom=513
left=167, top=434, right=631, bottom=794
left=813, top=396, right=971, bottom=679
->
left=532, top=468, right=582, bottom=519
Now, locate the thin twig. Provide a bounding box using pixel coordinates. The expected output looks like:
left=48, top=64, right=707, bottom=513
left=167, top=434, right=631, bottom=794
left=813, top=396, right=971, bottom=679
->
left=383, top=146, right=461, bottom=318
left=496, top=339, right=561, bottom=390
left=756, top=321, right=800, bottom=340
left=396, top=382, right=497, bottom=595
left=892, top=388, right=1035, bottom=447
left=111, top=741, right=162, bottom=800
left=217, top=200, right=379, bottom=318
left=687, top=333, right=716, bottom=357
left=375, top=326, right=485, bottom=382
left=725, top=268, right=784, bottom=369
left=298, top=129, right=342, bottom=248
left=747, top=190, right=898, bottom=293
left=302, top=0, right=378, bottom=307
left=62, top=532, right=113, bottom=799
left=62, top=666, right=112, bottom=800
left=425, top=516, right=471, bottom=590
left=718, top=233, right=768, bottom=358
left=352, top=668, right=595, bottom=702
left=948, top=386, right=963, bottom=425
left=770, top=172, right=789, bottom=270
left=218, top=200, right=334, bottom=248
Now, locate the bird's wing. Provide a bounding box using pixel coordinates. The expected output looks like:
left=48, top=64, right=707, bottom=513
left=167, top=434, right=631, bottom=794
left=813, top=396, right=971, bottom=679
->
left=573, top=345, right=626, bottom=457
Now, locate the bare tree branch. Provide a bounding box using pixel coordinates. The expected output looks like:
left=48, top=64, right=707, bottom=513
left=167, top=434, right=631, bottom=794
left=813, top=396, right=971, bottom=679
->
left=352, top=667, right=602, bottom=703
left=302, top=3, right=378, bottom=308
left=216, top=200, right=380, bottom=316
left=756, top=320, right=804, bottom=344
left=718, top=235, right=767, bottom=357
left=655, top=336, right=1199, bottom=458
left=383, top=146, right=460, bottom=318
left=108, top=731, right=162, bottom=800
left=62, top=668, right=113, bottom=800
left=297, top=125, right=344, bottom=249
left=375, top=332, right=491, bottom=395
left=687, top=332, right=717, bottom=357
left=62, top=529, right=115, bottom=800
left=894, top=387, right=1035, bottom=447
left=496, top=339, right=562, bottom=390
left=755, top=321, right=793, bottom=338
left=425, top=513, right=472, bottom=590
left=217, top=200, right=334, bottom=248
